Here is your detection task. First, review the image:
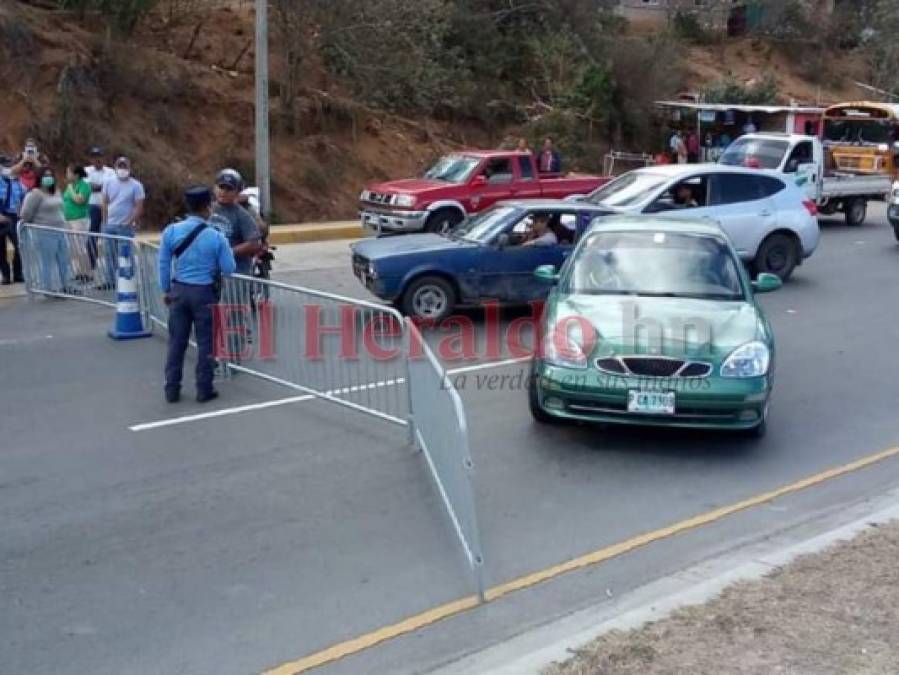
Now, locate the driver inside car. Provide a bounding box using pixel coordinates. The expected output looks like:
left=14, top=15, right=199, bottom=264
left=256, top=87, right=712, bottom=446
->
left=523, top=214, right=558, bottom=247
left=673, top=184, right=699, bottom=209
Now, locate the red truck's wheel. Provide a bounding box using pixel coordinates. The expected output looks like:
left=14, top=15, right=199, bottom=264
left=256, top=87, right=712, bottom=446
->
left=424, top=208, right=464, bottom=235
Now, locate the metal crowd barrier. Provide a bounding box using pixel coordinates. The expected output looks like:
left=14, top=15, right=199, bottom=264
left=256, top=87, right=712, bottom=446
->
left=18, top=222, right=132, bottom=308
left=18, top=221, right=487, bottom=594
left=215, top=273, right=413, bottom=427
left=134, top=242, right=169, bottom=331
left=406, top=319, right=486, bottom=598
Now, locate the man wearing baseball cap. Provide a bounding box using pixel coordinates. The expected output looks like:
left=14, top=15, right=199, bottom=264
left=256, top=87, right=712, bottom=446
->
left=84, top=146, right=115, bottom=270
left=100, top=156, right=145, bottom=288
left=209, top=168, right=261, bottom=276
left=158, top=186, right=235, bottom=403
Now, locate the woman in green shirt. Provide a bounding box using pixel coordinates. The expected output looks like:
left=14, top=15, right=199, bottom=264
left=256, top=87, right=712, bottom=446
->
left=64, top=165, right=93, bottom=280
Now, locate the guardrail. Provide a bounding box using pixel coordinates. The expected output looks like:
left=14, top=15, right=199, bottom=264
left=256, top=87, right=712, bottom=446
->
left=18, top=222, right=487, bottom=594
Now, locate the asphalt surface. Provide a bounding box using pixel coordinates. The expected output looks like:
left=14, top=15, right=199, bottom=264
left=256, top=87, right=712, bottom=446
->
left=3, top=203, right=899, bottom=674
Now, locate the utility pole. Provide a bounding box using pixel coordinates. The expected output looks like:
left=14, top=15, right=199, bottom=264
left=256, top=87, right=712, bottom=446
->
left=255, top=0, right=272, bottom=220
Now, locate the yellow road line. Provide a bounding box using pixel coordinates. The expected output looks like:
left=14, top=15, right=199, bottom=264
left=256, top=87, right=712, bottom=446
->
left=264, top=445, right=899, bottom=674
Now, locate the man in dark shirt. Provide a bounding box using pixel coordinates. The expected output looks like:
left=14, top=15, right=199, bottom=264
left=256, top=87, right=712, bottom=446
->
left=209, top=169, right=261, bottom=274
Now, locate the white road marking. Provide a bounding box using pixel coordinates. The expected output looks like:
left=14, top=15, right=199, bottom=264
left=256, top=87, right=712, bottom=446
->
left=445, top=356, right=531, bottom=375
left=129, top=395, right=315, bottom=431
left=130, top=355, right=532, bottom=431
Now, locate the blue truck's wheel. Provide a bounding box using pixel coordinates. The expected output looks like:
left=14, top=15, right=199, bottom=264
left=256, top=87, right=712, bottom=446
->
left=401, top=275, right=455, bottom=322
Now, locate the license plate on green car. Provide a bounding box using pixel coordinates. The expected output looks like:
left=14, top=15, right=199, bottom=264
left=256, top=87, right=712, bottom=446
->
left=627, top=390, right=675, bottom=415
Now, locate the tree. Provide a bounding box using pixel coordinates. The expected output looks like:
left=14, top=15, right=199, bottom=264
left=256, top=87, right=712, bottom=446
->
left=57, top=0, right=158, bottom=35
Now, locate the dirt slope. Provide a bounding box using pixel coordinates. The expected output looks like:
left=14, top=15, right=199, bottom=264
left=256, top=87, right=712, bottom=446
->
left=0, top=2, right=874, bottom=226
left=0, top=1, right=472, bottom=225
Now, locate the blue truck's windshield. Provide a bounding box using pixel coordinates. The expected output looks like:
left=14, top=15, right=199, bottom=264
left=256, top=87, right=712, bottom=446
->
left=459, top=206, right=518, bottom=242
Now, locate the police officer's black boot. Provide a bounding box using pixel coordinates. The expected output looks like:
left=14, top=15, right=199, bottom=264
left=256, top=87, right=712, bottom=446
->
left=196, top=389, right=218, bottom=403
left=165, top=387, right=180, bottom=403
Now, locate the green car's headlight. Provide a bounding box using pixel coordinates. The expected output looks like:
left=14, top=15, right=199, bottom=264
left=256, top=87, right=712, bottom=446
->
left=721, top=341, right=770, bottom=378
left=542, top=319, right=593, bottom=370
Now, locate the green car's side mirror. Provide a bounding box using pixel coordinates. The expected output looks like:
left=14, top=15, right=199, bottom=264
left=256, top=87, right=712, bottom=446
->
left=752, top=272, right=782, bottom=294
left=534, top=264, right=559, bottom=283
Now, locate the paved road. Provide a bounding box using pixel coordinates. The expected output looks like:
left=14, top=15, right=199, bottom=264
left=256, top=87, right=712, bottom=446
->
left=3, top=204, right=899, bottom=675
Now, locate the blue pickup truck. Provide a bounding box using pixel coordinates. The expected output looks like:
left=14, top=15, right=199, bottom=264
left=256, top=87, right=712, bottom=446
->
left=350, top=200, right=611, bottom=321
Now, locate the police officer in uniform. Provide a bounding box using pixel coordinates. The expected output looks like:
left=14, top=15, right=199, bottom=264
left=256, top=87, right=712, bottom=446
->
left=158, top=186, right=236, bottom=403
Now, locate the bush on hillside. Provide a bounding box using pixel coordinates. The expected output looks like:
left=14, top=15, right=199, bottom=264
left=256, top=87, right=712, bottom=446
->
left=702, top=73, right=779, bottom=105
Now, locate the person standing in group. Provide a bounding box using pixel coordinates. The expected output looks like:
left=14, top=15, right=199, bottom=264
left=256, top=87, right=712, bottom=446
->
left=670, top=130, right=688, bottom=164
left=719, top=131, right=733, bottom=153
left=100, top=156, right=145, bottom=288
left=515, top=137, right=531, bottom=154
left=686, top=128, right=701, bottom=163
left=63, top=165, right=93, bottom=280
left=158, top=186, right=236, bottom=404
left=84, top=147, right=115, bottom=271
left=537, top=137, right=562, bottom=174
left=19, top=166, right=69, bottom=293
left=10, top=138, right=49, bottom=191
left=0, top=156, right=26, bottom=284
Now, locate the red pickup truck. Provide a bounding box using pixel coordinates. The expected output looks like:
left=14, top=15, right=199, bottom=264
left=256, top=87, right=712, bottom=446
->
left=359, top=150, right=610, bottom=234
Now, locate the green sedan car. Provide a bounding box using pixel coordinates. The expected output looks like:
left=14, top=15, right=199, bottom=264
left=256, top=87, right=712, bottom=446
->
left=528, top=216, right=782, bottom=436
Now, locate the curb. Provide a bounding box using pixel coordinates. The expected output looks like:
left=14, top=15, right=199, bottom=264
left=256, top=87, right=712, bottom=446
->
left=429, top=487, right=899, bottom=675
left=0, top=284, right=27, bottom=300
left=136, top=220, right=363, bottom=246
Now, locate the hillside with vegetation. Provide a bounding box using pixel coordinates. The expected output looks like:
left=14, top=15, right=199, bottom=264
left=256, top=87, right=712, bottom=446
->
left=4, top=0, right=899, bottom=225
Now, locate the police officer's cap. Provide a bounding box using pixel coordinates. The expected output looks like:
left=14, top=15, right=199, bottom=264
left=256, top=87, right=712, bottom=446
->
left=184, top=185, right=213, bottom=212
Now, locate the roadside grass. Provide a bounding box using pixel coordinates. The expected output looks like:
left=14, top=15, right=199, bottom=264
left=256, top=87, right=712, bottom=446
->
left=546, top=520, right=899, bottom=675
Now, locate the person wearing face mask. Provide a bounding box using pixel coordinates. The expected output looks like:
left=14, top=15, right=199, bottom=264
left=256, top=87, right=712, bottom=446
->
left=100, top=156, right=145, bottom=288
left=0, top=156, right=26, bottom=284
left=63, top=165, right=93, bottom=281
left=158, top=186, right=235, bottom=404
left=20, top=166, right=70, bottom=294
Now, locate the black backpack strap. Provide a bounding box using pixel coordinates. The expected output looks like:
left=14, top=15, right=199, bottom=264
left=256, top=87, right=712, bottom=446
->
left=173, top=222, right=208, bottom=257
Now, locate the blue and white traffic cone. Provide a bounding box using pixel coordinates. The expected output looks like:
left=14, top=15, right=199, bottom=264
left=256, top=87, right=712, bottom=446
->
left=108, top=240, right=151, bottom=340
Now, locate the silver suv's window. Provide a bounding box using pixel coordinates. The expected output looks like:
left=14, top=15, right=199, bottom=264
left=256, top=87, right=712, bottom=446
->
left=720, top=138, right=789, bottom=170
left=586, top=172, right=667, bottom=208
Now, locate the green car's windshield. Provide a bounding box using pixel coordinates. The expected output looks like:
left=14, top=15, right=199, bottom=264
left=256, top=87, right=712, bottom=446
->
left=567, top=231, right=745, bottom=300
left=459, top=206, right=518, bottom=242
left=585, top=172, right=667, bottom=208
left=424, top=154, right=481, bottom=183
